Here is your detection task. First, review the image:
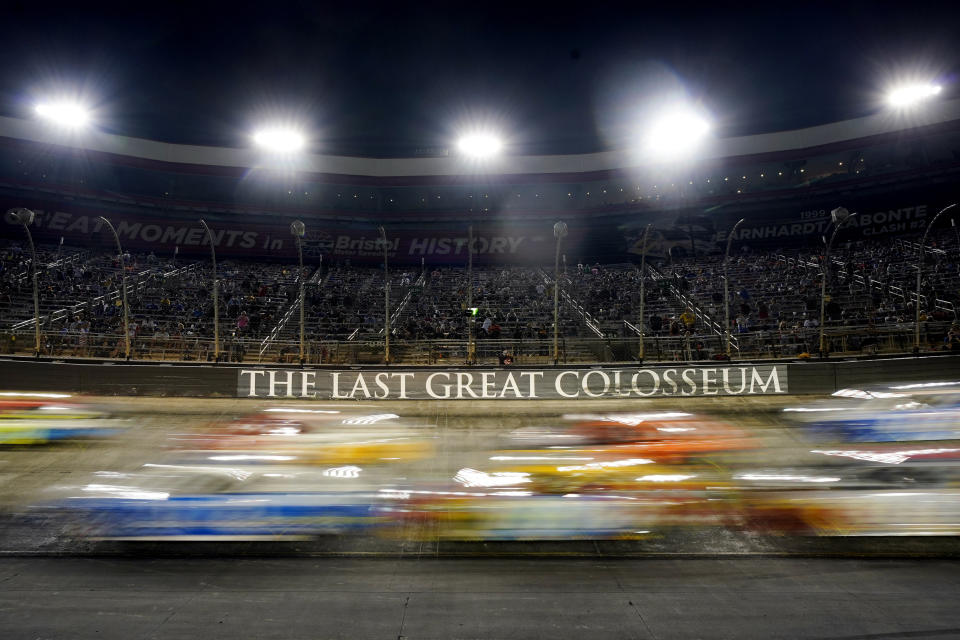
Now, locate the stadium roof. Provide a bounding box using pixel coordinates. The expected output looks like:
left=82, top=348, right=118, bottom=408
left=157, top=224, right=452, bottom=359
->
left=1, top=3, right=958, bottom=156
left=2, top=99, right=958, bottom=179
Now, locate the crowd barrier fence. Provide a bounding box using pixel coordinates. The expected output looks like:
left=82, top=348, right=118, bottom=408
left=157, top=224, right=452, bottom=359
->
left=0, top=321, right=952, bottom=365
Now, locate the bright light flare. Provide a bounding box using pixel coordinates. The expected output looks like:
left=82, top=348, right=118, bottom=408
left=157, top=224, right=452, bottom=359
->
left=643, top=109, right=710, bottom=160
left=252, top=127, right=306, bottom=153
left=457, top=133, right=503, bottom=158
left=35, top=102, right=91, bottom=129
left=887, top=83, right=942, bottom=108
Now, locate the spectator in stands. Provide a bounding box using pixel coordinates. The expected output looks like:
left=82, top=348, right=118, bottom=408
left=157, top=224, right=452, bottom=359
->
left=736, top=314, right=750, bottom=333
left=669, top=318, right=681, bottom=336
left=648, top=314, right=662, bottom=334
left=236, top=311, right=250, bottom=333
left=482, top=316, right=493, bottom=334
left=946, top=326, right=960, bottom=351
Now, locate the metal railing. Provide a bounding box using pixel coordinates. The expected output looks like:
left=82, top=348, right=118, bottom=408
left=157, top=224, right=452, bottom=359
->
left=2, top=321, right=948, bottom=366
left=10, top=261, right=202, bottom=331
left=258, top=265, right=324, bottom=358
left=12, top=251, right=84, bottom=285
left=539, top=268, right=605, bottom=338
left=381, top=270, right=425, bottom=336
left=648, top=264, right=733, bottom=351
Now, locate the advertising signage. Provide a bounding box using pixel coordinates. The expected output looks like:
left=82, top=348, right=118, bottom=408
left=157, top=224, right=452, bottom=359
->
left=0, top=186, right=952, bottom=264
left=237, top=365, right=788, bottom=400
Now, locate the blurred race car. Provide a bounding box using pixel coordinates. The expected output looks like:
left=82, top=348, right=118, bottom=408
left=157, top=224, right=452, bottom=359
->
left=388, top=411, right=754, bottom=540
left=0, top=399, right=121, bottom=445
left=785, top=385, right=960, bottom=443
left=43, top=464, right=398, bottom=540
left=172, top=407, right=433, bottom=465
left=737, top=464, right=960, bottom=536
left=391, top=475, right=734, bottom=541
left=506, top=411, right=755, bottom=463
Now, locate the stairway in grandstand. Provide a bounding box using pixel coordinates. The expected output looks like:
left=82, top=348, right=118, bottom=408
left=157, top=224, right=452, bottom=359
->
left=258, top=264, right=325, bottom=360
left=3, top=250, right=201, bottom=332
left=647, top=263, right=729, bottom=344
left=390, top=266, right=589, bottom=340
left=258, top=265, right=414, bottom=347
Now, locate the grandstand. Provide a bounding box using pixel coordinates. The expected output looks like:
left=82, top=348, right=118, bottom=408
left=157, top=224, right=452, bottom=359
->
left=2, top=100, right=960, bottom=364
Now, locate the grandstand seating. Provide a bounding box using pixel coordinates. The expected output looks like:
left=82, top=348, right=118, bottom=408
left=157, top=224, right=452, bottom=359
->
left=2, top=229, right=959, bottom=364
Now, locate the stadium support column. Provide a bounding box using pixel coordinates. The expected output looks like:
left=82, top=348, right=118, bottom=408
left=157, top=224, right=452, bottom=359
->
left=291, top=221, right=306, bottom=365
left=637, top=223, right=653, bottom=363
left=5, top=208, right=41, bottom=357
left=915, top=204, right=957, bottom=354
left=724, top=218, right=746, bottom=359
left=819, top=207, right=852, bottom=358
left=198, top=220, right=220, bottom=363
left=379, top=226, right=391, bottom=364
left=553, top=221, right=568, bottom=365
left=467, top=225, right=476, bottom=365
left=98, top=216, right=131, bottom=361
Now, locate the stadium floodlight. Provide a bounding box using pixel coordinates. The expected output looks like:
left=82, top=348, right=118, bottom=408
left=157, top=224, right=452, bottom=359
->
left=457, top=133, right=503, bottom=158
left=643, top=109, right=710, bottom=160
left=886, top=83, right=942, bottom=109
left=252, top=127, right=305, bottom=153
left=34, top=101, right=91, bottom=129
left=831, top=207, right=851, bottom=224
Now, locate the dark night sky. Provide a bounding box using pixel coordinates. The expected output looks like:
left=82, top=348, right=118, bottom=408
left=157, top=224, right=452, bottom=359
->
left=2, top=1, right=958, bottom=156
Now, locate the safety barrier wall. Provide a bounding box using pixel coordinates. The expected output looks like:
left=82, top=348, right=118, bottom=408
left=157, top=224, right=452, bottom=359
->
left=1, top=354, right=959, bottom=399
left=1, top=324, right=931, bottom=366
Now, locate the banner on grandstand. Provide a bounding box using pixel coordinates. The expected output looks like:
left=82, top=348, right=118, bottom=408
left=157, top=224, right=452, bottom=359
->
left=0, top=197, right=582, bottom=264
left=1, top=187, right=951, bottom=263
left=236, top=365, right=787, bottom=399
left=618, top=201, right=934, bottom=259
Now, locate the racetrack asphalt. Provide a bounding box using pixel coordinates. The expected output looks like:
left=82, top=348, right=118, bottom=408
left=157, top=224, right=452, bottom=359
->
left=2, top=556, right=960, bottom=639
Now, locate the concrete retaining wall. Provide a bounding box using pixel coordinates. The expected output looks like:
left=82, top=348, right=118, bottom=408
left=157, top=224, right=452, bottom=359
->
left=2, top=354, right=960, bottom=399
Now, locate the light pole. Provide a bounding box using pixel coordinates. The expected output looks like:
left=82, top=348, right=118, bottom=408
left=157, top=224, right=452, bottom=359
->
left=98, top=216, right=131, bottom=360
left=818, top=207, right=852, bottom=358
left=198, top=220, right=220, bottom=362
left=915, top=203, right=958, bottom=354
left=552, top=221, right=568, bottom=365
left=5, top=208, right=41, bottom=357
left=724, top=218, right=746, bottom=358
left=466, top=225, right=476, bottom=365
left=952, top=219, right=960, bottom=296
left=291, top=220, right=306, bottom=365
left=952, top=218, right=960, bottom=256
left=637, top=223, right=653, bottom=362
left=379, top=226, right=391, bottom=364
